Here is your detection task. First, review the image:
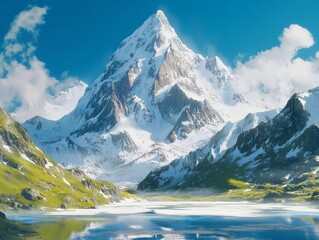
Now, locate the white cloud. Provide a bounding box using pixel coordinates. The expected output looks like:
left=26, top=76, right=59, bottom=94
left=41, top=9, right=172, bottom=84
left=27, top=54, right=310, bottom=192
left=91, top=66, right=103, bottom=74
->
left=234, top=24, right=319, bottom=109
left=0, top=6, right=85, bottom=122
left=0, top=6, right=54, bottom=122
left=280, top=24, right=314, bottom=51
left=5, top=43, right=23, bottom=56
left=0, top=58, right=57, bottom=121
left=4, top=6, right=48, bottom=41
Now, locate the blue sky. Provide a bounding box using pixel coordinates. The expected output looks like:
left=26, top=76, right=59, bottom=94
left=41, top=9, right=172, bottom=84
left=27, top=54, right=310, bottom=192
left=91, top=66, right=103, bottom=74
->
left=2, top=0, right=319, bottom=82
left=1, top=1, right=319, bottom=121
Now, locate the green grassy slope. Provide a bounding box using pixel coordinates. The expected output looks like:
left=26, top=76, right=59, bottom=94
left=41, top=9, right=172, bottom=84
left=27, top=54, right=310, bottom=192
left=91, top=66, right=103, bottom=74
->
left=141, top=174, right=319, bottom=202
left=0, top=218, right=37, bottom=239
left=0, top=108, right=128, bottom=210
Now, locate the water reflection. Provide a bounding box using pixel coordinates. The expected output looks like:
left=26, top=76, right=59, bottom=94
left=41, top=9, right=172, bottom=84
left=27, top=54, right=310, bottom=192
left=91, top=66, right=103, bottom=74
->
left=10, top=214, right=319, bottom=240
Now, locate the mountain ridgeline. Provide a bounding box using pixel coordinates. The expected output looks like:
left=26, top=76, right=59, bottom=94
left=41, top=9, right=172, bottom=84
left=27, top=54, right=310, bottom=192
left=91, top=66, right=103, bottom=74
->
left=23, top=10, right=260, bottom=185
left=138, top=88, right=319, bottom=191
left=0, top=108, right=125, bottom=210
left=20, top=10, right=319, bottom=194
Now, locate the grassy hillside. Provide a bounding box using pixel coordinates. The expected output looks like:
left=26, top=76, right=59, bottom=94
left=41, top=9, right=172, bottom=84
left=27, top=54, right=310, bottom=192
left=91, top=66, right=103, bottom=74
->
left=0, top=216, right=37, bottom=239
left=0, top=108, right=130, bottom=210
left=141, top=174, right=319, bottom=202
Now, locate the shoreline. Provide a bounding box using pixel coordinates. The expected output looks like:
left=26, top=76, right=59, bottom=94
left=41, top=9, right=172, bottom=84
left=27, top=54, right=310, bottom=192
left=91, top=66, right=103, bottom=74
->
left=7, top=200, right=319, bottom=219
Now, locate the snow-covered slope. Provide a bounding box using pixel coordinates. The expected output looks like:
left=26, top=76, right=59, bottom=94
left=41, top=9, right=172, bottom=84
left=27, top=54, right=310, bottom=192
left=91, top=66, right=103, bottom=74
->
left=138, top=109, right=279, bottom=190
left=139, top=87, right=319, bottom=190
left=39, top=81, right=87, bottom=120
left=24, top=10, right=266, bottom=186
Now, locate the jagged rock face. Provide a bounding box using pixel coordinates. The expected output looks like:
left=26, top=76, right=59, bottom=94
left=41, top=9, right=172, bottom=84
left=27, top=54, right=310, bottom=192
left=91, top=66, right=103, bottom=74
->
left=157, top=84, right=223, bottom=141
left=111, top=131, right=138, bottom=152
left=166, top=100, right=223, bottom=142
left=139, top=88, right=319, bottom=190
left=236, top=94, right=309, bottom=154
left=0, top=109, right=47, bottom=167
left=72, top=81, right=127, bottom=136
left=152, top=43, right=200, bottom=95
left=138, top=109, right=279, bottom=190
left=23, top=10, right=263, bottom=186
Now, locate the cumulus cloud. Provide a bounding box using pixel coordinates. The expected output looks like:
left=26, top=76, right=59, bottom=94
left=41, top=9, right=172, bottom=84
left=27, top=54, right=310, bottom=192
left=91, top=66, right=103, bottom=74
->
left=280, top=24, right=314, bottom=51
left=4, top=6, right=48, bottom=41
left=0, top=6, right=83, bottom=122
left=234, top=24, right=319, bottom=109
left=0, top=6, right=55, bottom=122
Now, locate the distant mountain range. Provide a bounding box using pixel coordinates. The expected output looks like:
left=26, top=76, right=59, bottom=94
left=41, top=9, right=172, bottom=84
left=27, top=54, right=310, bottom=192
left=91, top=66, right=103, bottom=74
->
left=20, top=10, right=319, bottom=191
left=139, top=87, right=319, bottom=190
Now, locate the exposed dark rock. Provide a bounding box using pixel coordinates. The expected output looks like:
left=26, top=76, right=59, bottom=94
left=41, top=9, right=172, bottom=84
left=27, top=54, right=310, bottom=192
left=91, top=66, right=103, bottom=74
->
left=311, top=191, right=319, bottom=200
left=0, top=211, right=6, bottom=220
left=6, top=160, right=21, bottom=170
left=10, top=201, right=22, bottom=209
left=166, top=100, right=223, bottom=142
left=21, top=188, right=44, bottom=201
left=21, top=204, right=32, bottom=210
left=60, top=203, right=67, bottom=209
left=68, top=168, right=86, bottom=178
left=81, top=179, right=95, bottom=190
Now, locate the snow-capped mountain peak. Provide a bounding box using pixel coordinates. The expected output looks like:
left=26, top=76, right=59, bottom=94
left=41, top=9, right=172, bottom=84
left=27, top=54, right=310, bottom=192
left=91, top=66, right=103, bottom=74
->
left=208, top=56, right=229, bottom=73
left=148, top=10, right=175, bottom=35
left=24, top=10, right=267, bottom=186
left=205, top=56, right=233, bottom=88
left=101, top=9, right=199, bottom=97
left=105, top=10, right=178, bottom=66
left=38, top=80, right=87, bottom=121
left=50, top=81, right=87, bottom=106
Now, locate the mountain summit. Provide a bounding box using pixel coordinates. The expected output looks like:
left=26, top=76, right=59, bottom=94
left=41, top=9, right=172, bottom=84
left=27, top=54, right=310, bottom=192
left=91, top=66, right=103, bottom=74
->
left=24, top=10, right=264, bottom=186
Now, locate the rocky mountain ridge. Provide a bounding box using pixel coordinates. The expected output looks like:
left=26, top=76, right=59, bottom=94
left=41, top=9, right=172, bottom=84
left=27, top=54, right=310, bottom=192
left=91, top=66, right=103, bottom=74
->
left=24, top=10, right=266, bottom=186
left=138, top=87, right=319, bottom=190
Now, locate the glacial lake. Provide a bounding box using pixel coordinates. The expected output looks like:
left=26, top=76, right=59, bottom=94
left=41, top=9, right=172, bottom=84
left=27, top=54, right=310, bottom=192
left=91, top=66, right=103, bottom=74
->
left=8, top=201, right=319, bottom=239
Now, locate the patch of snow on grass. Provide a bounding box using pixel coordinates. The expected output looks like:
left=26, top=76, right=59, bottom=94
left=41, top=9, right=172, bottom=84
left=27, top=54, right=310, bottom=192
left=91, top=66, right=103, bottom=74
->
left=20, top=153, right=35, bottom=164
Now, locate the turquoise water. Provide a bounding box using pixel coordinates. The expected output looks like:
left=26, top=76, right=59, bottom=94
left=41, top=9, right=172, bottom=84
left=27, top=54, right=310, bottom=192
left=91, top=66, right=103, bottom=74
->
left=10, top=212, right=319, bottom=239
